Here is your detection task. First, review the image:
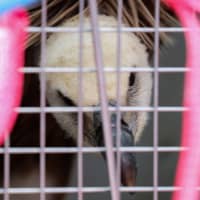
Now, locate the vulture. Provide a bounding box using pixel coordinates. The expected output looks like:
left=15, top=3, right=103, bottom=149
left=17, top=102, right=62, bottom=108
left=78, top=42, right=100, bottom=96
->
left=45, top=14, right=152, bottom=186
left=0, top=1, right=177, bottom=200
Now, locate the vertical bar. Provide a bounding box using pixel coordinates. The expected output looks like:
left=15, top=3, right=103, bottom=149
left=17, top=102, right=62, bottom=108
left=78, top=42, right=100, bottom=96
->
left=78, top=1, right=84, bottom=200
left=88, top=1, right=119, bottom=200
left=4, top=138, right=10, bottom=200
left=116, top=0, right=123, bottom=199
left=40, top=0, right=47, bottom=200
left=153, top=0, right=160, bottom=200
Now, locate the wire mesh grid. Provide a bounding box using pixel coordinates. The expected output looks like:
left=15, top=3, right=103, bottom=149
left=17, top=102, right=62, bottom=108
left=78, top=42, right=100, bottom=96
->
left=0, top=0, right=187, bottom=200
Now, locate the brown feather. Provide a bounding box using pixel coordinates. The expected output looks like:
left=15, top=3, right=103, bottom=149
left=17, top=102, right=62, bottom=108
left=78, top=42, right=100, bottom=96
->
left=27, top=0, right=178, bottom=52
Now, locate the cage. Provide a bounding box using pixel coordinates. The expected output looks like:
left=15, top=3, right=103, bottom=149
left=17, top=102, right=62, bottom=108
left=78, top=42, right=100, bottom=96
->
left=0, top=0, right=187, bottom=200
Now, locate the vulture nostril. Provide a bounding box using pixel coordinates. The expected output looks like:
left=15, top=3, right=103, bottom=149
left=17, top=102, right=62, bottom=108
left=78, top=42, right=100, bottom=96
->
left=57, top=90, right=75, bottom=106
left=129, top=72, right=136, bottom=86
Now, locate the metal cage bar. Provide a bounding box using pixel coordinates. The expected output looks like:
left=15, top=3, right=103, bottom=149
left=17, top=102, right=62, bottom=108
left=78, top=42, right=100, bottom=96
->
left=89, top=1, right=119, bottom=200
left=116, top=0, right=123, bottom=199
left=153, top=0, right=161, bottom=200
left=40, top=0, right=47, bottom=199
left=77, top=1, right=84, bottom=200
left=26, top=26, right=200, bottom=33
left=3, top=139, right=10, bottom=200
left=0, top=186, right=199, bottom=194
left=0, top=146, right=190, bottom=154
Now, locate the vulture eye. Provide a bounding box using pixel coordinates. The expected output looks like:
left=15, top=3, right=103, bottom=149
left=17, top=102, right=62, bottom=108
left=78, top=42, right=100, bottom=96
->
left=57, top=90, right=75, bottom=106
left=129, top=73, right=136, bottom=86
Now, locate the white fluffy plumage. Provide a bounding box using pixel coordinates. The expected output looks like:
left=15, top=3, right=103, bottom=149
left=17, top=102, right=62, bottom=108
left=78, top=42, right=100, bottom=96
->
left=44, top=15, right=152, bottom=143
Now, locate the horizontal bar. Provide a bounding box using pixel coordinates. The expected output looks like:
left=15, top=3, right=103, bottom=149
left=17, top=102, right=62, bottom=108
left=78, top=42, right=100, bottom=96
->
left=0, top=147, right=187, bottom=154
left=0, top=186, right=197, bottom=194
left=20, top=67, right=189, bottom=73
left=26, top=26, right=200, bottom=33
left=15, top=106, right=188, bottom=113
left=121, top=186, right=186, bottom=192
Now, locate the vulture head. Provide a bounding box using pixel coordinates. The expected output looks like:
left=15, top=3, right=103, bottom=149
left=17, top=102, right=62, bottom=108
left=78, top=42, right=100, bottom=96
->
left=43, top=15, right=152, bottom=187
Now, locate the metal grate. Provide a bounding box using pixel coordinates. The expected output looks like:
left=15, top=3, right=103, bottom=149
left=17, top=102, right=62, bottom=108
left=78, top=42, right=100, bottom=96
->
left=1, top=0, right=187, bottom=200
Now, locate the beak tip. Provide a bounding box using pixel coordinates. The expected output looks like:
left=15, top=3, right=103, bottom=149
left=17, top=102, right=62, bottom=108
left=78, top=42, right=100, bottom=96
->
left=121, top=152, right=137, bottom=187
left=121, top=166, right=137, bottom=196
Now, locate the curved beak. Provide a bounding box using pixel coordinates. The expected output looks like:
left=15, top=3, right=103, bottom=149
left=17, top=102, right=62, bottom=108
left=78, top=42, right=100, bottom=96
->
left=94, top=111, right=137, bottom=187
